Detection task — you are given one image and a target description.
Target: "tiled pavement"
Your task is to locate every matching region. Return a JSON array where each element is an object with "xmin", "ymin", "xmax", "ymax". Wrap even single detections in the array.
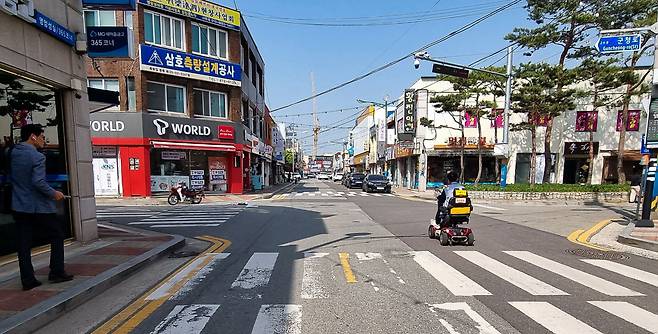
[{"xmin": 0, "ymin": 225, "xmax": 182, "ymax": 329}]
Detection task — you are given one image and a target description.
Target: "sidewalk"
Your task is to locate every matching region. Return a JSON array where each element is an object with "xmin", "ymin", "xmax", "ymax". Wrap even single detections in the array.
[
  {"xmin": 0, "ymin": 224, "xmax": 184, "ymax": 334},
  {"xmin": 96, "ymin": 182, "xmax": 297, "ymax": 206},
  {"xmin": 618, "ymin": 222, "xmax": 658, "ymax": 252}
]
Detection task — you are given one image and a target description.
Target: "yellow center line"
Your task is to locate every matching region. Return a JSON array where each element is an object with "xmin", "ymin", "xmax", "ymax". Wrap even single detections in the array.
[
  {"xmin": 92, "ymin": 235, "xmax": 230, "ymax": 334},
  {"xmin": 339, "ymin": 252, "xmax": 357, "ymax": 283}
]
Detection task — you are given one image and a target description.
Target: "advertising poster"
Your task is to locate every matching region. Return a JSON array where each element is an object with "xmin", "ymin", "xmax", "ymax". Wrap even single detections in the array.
[
  {"xmin": 150, "ymin": 175, "xmax": 190, "ymax": 193},
  {"xmin": 208, "ymin": 157, "xmax": 228, "ymax": 192},
  {"xmin": 575, "ymin": 111, "xmax": 598, "ymax": 132},
  {"xmin": 92, "ymin": 158, "xmax": 119, "ymax": 196},
  {"xmin": 616, "ymin": 110, "xmax": 641, "ymax": 131}
]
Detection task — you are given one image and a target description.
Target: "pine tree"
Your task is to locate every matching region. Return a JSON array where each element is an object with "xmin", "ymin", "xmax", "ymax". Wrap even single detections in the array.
[{"xmin": 507, "ymin": 0, "xmax": 604, "ymax": 183}]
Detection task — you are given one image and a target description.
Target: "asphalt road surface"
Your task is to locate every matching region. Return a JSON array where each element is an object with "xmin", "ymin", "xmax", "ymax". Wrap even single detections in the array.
[{"xmin": 96, "ymin": 179, "xmax": 658, "ymax": 334}]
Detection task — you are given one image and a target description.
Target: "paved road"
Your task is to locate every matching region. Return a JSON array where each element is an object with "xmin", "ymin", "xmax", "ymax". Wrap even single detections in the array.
[{"xmin": 96, "ymin": 179, "xmax": 658, "ymax": 334}]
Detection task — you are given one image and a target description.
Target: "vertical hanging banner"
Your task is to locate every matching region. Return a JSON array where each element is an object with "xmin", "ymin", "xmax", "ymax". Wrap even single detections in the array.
[{"xmin": 403, "ymin": 89, "xmax": 416, "ymax": 134}]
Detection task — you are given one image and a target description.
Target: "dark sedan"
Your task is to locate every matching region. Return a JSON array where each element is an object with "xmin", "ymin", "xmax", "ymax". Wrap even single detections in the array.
[
  {"xmin": 347, "ymin": 173, "xmax": 365, "ymax": 188},
  {"xmin": 362, "ymin": 174, "xmax": 391, "ymax": 193}
]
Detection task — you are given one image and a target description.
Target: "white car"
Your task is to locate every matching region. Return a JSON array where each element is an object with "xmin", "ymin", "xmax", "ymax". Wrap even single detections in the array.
[
  {"xmin": 317, "ymin": 173, "xmax": 330, "ymax": 180},
  {"xmin": 332, "ymin": 173, "xmax": 343, "ymax": 182}
]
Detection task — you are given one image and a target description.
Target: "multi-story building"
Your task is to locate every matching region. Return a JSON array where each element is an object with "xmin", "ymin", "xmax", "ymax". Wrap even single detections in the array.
[
  {"xmin": 0, "ymin": 0, "xmax": 97, "ymax": 255},
  {"xmin": 381, "ymin": 75, "xmax": 649, "ymax": 190},
  {"xmin": 85, "ymin": 0, "xmax": 268, "ymax": 196}
]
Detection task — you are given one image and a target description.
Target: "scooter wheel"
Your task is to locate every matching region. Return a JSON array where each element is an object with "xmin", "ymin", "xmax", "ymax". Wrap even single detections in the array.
[
  {"xmin": 439, "ymin": 231, "xmax": 449, "ymax": 246},
  {"xmin": 191, "ymin": 197, "xmax": 202, "ymax": 204},
  {"xmin": 167, "ymin": 194, "xmax": 179, "ymax": 206},
  {"xmin": 467, "ymin": 233, "xmax": 475, "ymax": 246},
  {"xmin": 428, "ymin": 226, "xmax": 436, "ymax": 239}
]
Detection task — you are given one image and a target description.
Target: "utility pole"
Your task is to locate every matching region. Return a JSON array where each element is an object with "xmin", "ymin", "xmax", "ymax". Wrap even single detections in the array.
[
  {"xmin": 501, "ymin": 45, "xmax": 514, "ymax": 188},
  {"xmin": 311, "ymin": 72, "xmax": 320, "ymax": 161}
]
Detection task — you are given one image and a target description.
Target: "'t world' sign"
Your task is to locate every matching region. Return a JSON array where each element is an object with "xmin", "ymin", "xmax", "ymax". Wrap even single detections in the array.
[{"xmin": 597, "ymin": 35, "xmax": 642, "ymax": 53}]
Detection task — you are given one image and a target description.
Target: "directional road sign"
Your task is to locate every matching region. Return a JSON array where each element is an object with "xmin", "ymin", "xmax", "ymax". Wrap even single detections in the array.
[{"xmin": 597, "ymin": 35, "xmax": 642, "ymax": 53}]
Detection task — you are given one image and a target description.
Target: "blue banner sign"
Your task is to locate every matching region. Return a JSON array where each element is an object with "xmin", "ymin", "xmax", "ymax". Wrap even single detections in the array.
[
  {"xmin": 33, "ymin": 11, "xmax": 75, "ymax": 46},
  {"xmin": 139, "ymin": 44, "xmax": 241, "ymax": 86},
  {"xmin": 87, "ymin": 27, "xmax": 130, "ymax": 58},
  {"xmin": 82, "ymin": 0, "xmax": 136, "ymax": 10},
  {"xmin": 597, "ymin": 35, "xmax": 642, "ymax": 53}
]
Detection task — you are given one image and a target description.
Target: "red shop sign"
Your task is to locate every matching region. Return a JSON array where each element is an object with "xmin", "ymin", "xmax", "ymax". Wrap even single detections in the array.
[{"xmin": 218, "ymin": 125, "xmax": 235, "ymax": 139}]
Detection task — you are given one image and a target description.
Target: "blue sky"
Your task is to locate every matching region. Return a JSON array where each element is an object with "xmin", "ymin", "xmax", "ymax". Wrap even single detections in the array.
[{"xmin": 222, "ymin": 1, "xmax": 561, "ymax": 153}]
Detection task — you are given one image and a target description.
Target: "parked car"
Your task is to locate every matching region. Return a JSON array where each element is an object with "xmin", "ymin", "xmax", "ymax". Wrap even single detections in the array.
[
  {"xmin": 347, "ymin": 173, "xmax": 365, "ymax": 188},
  {"xmin": 308, "ymin": 173, "xmax": 316, "ymax": 178},
  {"xmin": 332, "ymin": 173, "xmax": 343, "ymax": 182},
  {"xmin": 292, "ymin": 173, "xmax": 301, "ymax": 180},
  {"xmin": 362, "ymin": 174, "xmax": 392, "ymax": 193},
  {"xmin": 317, "ymin": 173, "xmax": 330, "ymax": 180}
]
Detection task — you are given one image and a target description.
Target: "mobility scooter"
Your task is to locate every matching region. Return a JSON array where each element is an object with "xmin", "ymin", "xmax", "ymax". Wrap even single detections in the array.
[{"xmin": 428, "ymin": 188, "xmax": 474, "ymax": 246}]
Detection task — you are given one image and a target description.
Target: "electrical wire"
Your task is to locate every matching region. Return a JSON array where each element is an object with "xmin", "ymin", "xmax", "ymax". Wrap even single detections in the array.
[{"xmin": 270, "ymin": 0, "xmax": 522, "ymax": 113}]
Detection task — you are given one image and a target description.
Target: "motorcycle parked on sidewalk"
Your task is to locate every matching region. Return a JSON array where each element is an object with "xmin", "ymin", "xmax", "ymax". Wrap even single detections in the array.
[{"xmin": 168, "ymin": 185, "xmax": 204, "ymax": 205}]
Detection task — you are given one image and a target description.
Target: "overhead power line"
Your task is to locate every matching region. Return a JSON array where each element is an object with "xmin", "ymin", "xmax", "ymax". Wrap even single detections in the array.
[{"xmin": 270, "ymin": 0, "xmax": 522, "ymax": 113}]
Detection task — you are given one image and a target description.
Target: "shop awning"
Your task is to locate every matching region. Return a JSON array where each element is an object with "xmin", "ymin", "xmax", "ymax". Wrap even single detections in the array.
[{"xmin": 151, "ymin": 141, "xmax": 236, "ymax": 152}]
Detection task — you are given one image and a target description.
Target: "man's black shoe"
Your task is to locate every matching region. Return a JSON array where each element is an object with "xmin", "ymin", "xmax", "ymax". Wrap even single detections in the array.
[
  {"xmin": 48, "ymin": 273, "xmax": 74, "ymax": 283},
  {"xmin": 22, "ymin": 280, "xmax": 42, "ymax": 291}
]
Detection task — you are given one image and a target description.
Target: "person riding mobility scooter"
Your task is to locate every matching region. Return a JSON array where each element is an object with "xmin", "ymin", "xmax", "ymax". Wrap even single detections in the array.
[{"xmin": 428, "ymin": 171, "xmax": 474, "ymax": 246}]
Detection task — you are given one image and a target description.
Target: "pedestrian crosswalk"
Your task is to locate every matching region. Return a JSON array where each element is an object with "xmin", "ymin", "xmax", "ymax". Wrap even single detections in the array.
[
  {"xmin": 271, "ymin": 191, "xmax": 396, "ymax": 200},
  {"xmin": 96, "ymin": 207, "xmax": 159, "ymax": 220},
  {"xmin": 145, "ymin": 249, "xmax": 658, "ymax": 334},
  {"xmin": 106, "ymin": 205, "xmax": 246, "ymax": 229}
]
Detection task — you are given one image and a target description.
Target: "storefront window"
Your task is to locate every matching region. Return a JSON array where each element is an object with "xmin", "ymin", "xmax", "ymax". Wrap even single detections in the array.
[
  {"xmin": 150, "ymin": 149, "xmax": 229, "ymax": 193},
  {"xmin": 0, "ymin": 70, "xmax": 71, "ymax": 256}
]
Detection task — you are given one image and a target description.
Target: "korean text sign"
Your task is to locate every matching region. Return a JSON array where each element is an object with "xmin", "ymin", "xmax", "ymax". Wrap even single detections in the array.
[
  {"xmin": 33, "ymin": 11, "xmax": 75, "ymax": 46},
  {"xmin": 403, "ymin": 89, "xmax": 416, "ymax": 134},
  {"xmin": 616, "ymin": 110, "xmax": 640, "ymax": 132},
  {"xmin": 139, "ymin": 44, "xmax": 241, "ymax": 86},
  {"xmin": 138, "ymin": 0, "xmax": 240, "ymax": 30},
  {"xmin": 87, "ymin": 27, "xmax": 130, "ymax": 58}
]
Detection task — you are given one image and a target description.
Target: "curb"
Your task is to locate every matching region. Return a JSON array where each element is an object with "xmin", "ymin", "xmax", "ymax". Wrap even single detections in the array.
[
  {"xmin": 618, "ymin": 222, "xmax": 658, "ymax": 252},
  {"xmin": 0, "ymin": 228, "xmax": 185, "ymax": 334},
  {"xmin": 260, "ymin": 183, "xmax": 297, "ymax": 200}
]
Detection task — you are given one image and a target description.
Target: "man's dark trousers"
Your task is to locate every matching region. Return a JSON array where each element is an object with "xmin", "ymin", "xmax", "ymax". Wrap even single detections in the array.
[{"xmin": 13, "ymin": 212, "xmax": 64, "ymax": 286}]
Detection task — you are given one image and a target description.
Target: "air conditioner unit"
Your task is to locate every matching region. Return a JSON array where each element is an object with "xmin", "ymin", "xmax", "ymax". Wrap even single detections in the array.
[{"xmin": 1, "ymin": 0, "xmax": 18, "ymax": 16}]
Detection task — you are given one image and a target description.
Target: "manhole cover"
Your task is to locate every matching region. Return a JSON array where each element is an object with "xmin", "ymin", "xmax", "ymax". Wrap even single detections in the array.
[{"xmin": 565, "ymin": 248, "xmax": 629, "ymax": 260}]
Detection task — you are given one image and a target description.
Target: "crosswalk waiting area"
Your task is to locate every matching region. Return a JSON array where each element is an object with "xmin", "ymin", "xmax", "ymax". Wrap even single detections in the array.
[
  {"xmin": 271, "ymin": 191, "xmax": 396, "ymax": 200},
  {"xmin": 97, "ymin": 206, "xmax": 245, "ymax": 228},
  {"xmin": 148, "ymin": 250, "xmax": 658, "ymax": 334}
]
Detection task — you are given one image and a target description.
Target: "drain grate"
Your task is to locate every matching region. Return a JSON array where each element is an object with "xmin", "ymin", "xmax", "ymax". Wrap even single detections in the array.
[{"xmin": 565, "ymin": 248, "xmax": 629, "ymax": 260}]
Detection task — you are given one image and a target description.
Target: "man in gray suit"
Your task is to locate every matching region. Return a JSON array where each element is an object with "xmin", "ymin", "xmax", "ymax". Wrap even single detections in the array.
[{"xmin": 10, "ymin": 124, "xmax": 71, "ymax": 291}]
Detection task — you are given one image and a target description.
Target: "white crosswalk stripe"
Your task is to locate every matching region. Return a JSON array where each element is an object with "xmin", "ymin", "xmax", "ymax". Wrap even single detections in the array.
[
  {"xmin": 509, "ymin": 301, "xmax": 603, "ymax": 334},
  {"xmin": 412, "ymin": 251, "xmax": 491, "ymax": 296},
  {"xmin": 123, "ymin": 206, "xmax": 243, "ymax": 228},
  {"xmin": 251, "ymin": 304, "xmax": 302, "ymax": 334},
  {"xmin": 504, "ymin": 251, "xmax": 643, "ymax": 296},
  {"xmin": 588, "ymin": 301, "xmax": 658, "ymax": 333},
  {"xmin": 581, "ymin": 259, "xmax": 658, "ymax": 288},
  {"xmin": 301, "ymin": 252, "xmax": 329, "ymax": 299},
  {"xmin": 151, "ymin": 304, "xmax": 220, "ymax": 334},
  {"xmin": 232, "ymin": 252, "xmax": 279, "ymax": 289},
  {"xmin": 455, "ymin": 251, "xmax": 568, "ymax": 296}
]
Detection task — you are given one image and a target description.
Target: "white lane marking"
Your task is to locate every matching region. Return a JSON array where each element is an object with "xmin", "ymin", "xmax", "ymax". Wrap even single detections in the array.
[
  {"xmin": 412, "ymin": 251, "xmax": 491, "ymax": 296},
  {"xmin": 326, "ymin": 191, "xmax": 334, "ymax": 195},
  {"xmin": 381, "ymin": 258, "xmax": 406, "ymax": 284},
  {"xmin": 372, "ymin": 193, "xmax": 382, "ymax": 197},
  {"xmin": 321, "ymin": 193, "xmax": 328, "ymax": 197},
  {"xmin": 147, "ymin": 253, "xmax": 230, "ymax": 300},
  {"xmin": 251, "ymin": 304, "xmax": 302, "ymax": 334},
  {"xmin": 308, "ymin": 193, "xmax": 316, "ymax": 197},
  {"xmin": 301, "ymin": 252, "xmax": 329, "ymax": 299},
  {"xmin": 428, "ymin": 302, "xmax": 501, "ymax": 334},
  {"xmin": 582, "ymin": 259, "xmax": 658, "ymax": 288},
  {"xmin": 588, "ymin": 301, "xmax": 658, "ymax": 333},
  {"xmin": 231, "ymin": 253, "xmax": 279, "ymax": 289},
  {"xmin": 472, "ymin": 203, "xmax": 507, "ymax": 211},
  {"xmin": 369, "ymin": 281, "xmax": 380, "ymax": 292},
  {"xmin": 355, "ymin": 252, "xmax": 382, "ymax": 261},
  {"xmin": 359, "ymin": 193, "xmax": 369, "ymax": 197},
  {"xmin": 504, "ymin": 251, "xmax": 643, "ymax": 296},
  {"xmin": 384, "ymin": 194, "xmax": 395, "ymax": 197},
  {"xmin": 130, "ymin": 219, "xmax": 228, "ymax": 225},
  {"xmin": 336, "ymin": 192, "xmax": 345, "ymax": 195},
  {"xmin": 509, "ymin": 301, "xmax": 603, "ymax": 334},
  {"xmin": 172, "ymin": 253, "xmax": 230, "ymax": 300},
  {"xmin": 151, "ymin": 224, "xmax": 221, "ymax": 228},
  {"xmin": 295, "ymin": 192, "xmax": 304, "ymax": 197},
  {"xmin": 151, "ymin": 304, "xmax": 219, "ymax": 334},
  {"xmin": 455, "ymin": 251, "xmax": 568, "ymax": 296},
  {"xmin": 439, "ymin": 319, "xmax": 459, "ymax": 334}
]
